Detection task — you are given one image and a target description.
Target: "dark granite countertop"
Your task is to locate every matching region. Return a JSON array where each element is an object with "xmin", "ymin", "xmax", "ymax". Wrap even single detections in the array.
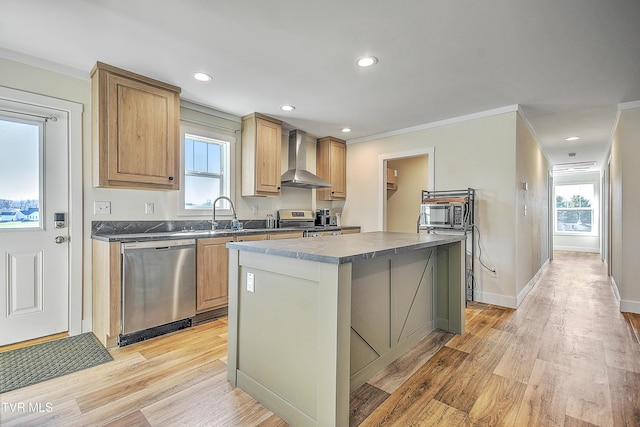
[
  {"xmin": 226, "ymin": 231, "xmax": 465, "ymax": 264},
  {"xmin": 91, "ymin": 225, "xmax": 361, "ymax": 243}
]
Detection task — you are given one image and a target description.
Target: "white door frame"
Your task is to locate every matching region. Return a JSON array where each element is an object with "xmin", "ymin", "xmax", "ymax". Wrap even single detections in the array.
[
  {"xmin": 0, "ymin": 86, "xmax": 83, "ymax": 337},
  {"xmin": 378, "ymin": 147, "xmax": 435, "ymax": 231}
]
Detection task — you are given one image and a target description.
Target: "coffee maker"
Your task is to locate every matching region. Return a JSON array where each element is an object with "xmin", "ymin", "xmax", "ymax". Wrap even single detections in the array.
[{"xmin": 315, "ymin": 208, "xmax": 330, "ymax": 226}]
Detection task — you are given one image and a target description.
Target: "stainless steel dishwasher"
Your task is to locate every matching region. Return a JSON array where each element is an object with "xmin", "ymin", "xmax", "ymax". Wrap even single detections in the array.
[{"xmin": 120, "ymin": 239, "xmax": 196, "ymax": 346}]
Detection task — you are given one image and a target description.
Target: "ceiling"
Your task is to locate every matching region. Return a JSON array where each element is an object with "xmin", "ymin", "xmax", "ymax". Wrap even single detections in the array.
[{"xmin": 2, "ymin": 0, "xmax": 639, "ymax": 173}]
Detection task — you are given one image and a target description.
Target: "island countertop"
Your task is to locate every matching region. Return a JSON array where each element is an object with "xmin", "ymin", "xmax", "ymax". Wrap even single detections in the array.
[{"xmin": 226, "ymin": 231, "xmax": 465, "ymax": 264}]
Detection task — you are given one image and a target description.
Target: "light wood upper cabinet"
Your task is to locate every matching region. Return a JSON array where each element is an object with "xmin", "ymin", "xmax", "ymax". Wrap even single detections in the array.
[
  {"xmin": 316, "ymin": 137, "xmax": 347, "ymax": 200},
  {"xmin": 91, "ymin": 62, "xmax": 181, "ymax": 190},
  {"xmin": 241, "ymin": 113, "xmax": 282, "ymax": 197}
]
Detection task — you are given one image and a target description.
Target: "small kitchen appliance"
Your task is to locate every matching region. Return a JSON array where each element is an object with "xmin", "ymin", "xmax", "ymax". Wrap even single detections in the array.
[
  {"xmin": 277, "ymin": 209, "xmax": 341, "ymax": 237},
  {"xmin": 419, "ymin": 201, "xmax": 467, "ymax": 230},
  {"xmin": 315, "ymin": 208, "xmax": 331, "ymax": 226}
]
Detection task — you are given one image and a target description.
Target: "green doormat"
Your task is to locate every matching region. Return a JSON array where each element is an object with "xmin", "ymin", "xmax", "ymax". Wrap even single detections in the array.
[{"xmin": 0, "ymin": 333, "xmax": 113, "ymax": 393}]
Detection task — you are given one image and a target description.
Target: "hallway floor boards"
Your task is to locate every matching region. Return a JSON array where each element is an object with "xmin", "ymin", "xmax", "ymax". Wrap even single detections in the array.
[
  {"xmin": 359, "ymin": 251, "xmax": 640, "ymax": 426},
  {"xmin": 1, "ymin": 252, "xmax": 638, "ymax": 426}
]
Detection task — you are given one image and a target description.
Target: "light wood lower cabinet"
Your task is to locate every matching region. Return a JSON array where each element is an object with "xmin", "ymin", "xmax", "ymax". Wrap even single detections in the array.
[
  {"xmin": 269, "ymin": 231, "xmax": 304, "ymax": 240},
  {"xmin": 92, "ymin": 239, "xmax": 121, "ymax": 348},
  {"xmin": 196, "ymin": 233, "xmax": 268, "ymax": 313},
  {"xmin": 196, "ymin": 236, "xmax": 234, "ymax": 313},
  {"xmin": 341, "ymin": 228, "xmax": 361, "ymax": 235}
]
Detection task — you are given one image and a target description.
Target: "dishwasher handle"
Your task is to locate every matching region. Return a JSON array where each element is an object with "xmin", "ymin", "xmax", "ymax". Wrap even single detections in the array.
[{"xmin": 121, "ymin": 239, "xmax": 196, "ymax": 252}]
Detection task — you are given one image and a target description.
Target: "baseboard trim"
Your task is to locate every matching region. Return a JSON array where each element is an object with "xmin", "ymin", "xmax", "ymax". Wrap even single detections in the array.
[
  {"xmin": 620, "ymin": 299, "xmax": 640, "ymax": 314},
  {"xmin": 516, "ymin": 260, "xmax": 550, "ymax": 307},
  {"xmin": 611, "ymin": 277, "xmax": 621, "ymax": 309},
  {"xmin": 553, "ymin": 246, "xmax": 600, "ymax": 253},
  {"xmin": 611, "ymin": 276, "xmax": 640, "ymax": 314},
  {"xmin": 473, "ymin": 291, "xmax": 516, "ymax": 309}
]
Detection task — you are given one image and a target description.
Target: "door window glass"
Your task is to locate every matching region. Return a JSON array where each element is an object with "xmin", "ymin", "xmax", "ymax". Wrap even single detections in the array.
[{"xmin": 0, "ymin": 117, "xmax": 42, "ymax": 229}]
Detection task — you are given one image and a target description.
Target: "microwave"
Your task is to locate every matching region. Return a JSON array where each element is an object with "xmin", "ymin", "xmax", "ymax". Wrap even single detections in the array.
[{"xmin": 419, "ymin": 202, "xmax": 467, "ymax": 229}]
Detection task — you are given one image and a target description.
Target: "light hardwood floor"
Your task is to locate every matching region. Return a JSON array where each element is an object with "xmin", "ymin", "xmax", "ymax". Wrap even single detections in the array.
[{"xmin": 1, "ymin": 251, "xmax": 639, "ymax": 426}]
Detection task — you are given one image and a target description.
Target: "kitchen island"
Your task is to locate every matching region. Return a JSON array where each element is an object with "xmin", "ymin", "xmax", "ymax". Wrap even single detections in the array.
[{"xmin": 226, "ymin": 231, "xmax": 466, "ymax": 427}]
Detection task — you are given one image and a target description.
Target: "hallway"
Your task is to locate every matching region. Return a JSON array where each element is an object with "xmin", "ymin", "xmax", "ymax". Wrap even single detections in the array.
[{"xmin": 359, "ymin": 251, "xmax": 640, "ymax": 426}]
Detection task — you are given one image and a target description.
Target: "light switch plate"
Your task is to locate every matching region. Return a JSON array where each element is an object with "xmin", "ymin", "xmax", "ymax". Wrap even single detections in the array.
[{"xmin": 247, "ymin": 272, "xmax": 255, "ymax": 293}]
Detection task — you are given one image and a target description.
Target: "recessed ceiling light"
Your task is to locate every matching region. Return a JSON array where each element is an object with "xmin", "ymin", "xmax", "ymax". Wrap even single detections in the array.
[
  {"xmin": 193, "ymin": 72, "xmax": 212, "ymax": 82},
  {"xmin": 280, "ymin": 105, "xmax": 296, "ymax": 111},
  {"xmin": 565, "ymin": 136, "xmax": 580, "ymax": 141},
  {"xmin": 341, "ymin": 128, "xmax": 352, "ymax": 133},
  {"xmin": 356, "ymin": 56, "xmax": 378, "ymax": 67}
]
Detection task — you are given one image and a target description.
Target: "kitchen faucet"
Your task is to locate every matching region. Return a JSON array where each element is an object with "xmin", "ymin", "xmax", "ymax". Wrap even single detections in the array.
[{"xmin": 211, "ymin": 196, "xmax": 237, "ymax": 230}]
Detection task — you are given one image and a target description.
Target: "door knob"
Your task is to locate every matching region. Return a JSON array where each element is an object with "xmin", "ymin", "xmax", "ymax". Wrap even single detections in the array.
[{"xmin": 54, "ymin": 236, "xmax": 66, "ymax": 244}]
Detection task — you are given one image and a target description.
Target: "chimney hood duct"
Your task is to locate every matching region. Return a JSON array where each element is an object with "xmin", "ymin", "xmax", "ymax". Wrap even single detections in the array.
[{"xmin": 281, "ymin": 130, "xmax": 332, "ymax": 189}]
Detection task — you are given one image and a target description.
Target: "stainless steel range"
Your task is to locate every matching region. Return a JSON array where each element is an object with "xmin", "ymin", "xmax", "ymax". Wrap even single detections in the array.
[{"xmin": 277, "ymin": 209, "xmax": 342, "ymax": 237}]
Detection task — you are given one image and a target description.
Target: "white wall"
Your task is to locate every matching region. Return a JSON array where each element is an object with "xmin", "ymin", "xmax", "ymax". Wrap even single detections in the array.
[
  {"xmin": 515, "ymin": 115, "xmax": 551, "ymax": 304},
  {"xmin": 610, "ymin": 103, "xmax": 640, "ymax": 313},
  {"xmin": 344, "ymin": 111, "xmax": 523, "ymax": 307},
  {"xmin": 552, "ymin": 172, "xmax": 601, "ymax": 253}
]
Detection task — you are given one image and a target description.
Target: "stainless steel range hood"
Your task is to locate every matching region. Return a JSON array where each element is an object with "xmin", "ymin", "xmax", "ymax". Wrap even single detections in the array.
[{"xmin": 281, "ymin": 130, "xmax": 332, "ymax": 189}]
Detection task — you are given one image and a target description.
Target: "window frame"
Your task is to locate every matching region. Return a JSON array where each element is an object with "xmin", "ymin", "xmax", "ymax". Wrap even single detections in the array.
[
  {"xmin": 553, "ymin": 181, "xmax": 598, "ymax": 236},
  {"xmin": 178, "ymin": 121, "xmax": 235, "ymax": 217}
]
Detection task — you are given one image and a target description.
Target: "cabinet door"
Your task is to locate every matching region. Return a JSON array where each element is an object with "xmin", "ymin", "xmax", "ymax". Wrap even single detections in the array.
[
  {"xmin": 269, "ymin": 231, "xmax": 304, "ymax": 240},
  {"xmin": 255, "ymin": 118, "xmax": 282, "ymax": 194},
  {"xmin": 106, "ymin": 74, "xmax": 178, "ymax": 187},
  {"xmin": 316, "ymin": 137, "xmax": 347, "ymax": 200},
  {"xmin": 340, "ymin": 228, "xmax": 360, "ymax": 235},
  {"xmin": 196, "ymin": 237, "xmax": 233, "ymax": 312},
  {"xmin": 235, "ymin": 233, "xmax": 268, "ymax": 242},
  {"xmin": 92, "ymin": 62, "xmax": 180, "ymax": 190},
  {"xmin": 241, "ymin": 113, "xmax": 282, "ymax": 197},
  {"xmin": 329, "ymin": 140, "xmax": 347, "ymax": 199}
]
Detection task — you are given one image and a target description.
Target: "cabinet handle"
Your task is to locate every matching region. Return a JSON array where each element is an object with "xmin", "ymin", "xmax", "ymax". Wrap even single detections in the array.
[{"xmin": 168, "ymin": 176, "xmax": 174, "ymax": 181}]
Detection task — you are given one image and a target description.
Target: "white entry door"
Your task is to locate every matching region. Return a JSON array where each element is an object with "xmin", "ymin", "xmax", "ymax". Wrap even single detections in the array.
[{"xmin": 0, "ymin": 98, "xmax": 70, "ymax": 346}]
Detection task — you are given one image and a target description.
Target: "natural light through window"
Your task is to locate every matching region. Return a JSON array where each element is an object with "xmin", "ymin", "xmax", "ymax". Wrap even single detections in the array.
[
  {"xmin": 555, "ymin": 183, "xmax": 595, "ymax": 233},
  {"xmin": 0, "ymin": 117, "xmax": 41, "ymax": 229},
  {"xmin": 183, "ymin": 133, "xmax": 230, "ymax": 210}
]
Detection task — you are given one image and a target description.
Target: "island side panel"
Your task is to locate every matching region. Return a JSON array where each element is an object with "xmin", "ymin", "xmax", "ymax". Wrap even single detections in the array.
[
  {"xmin": 349, "ymin": 248, "xmax": 436, "ymax": 391},
  {"xmin": 435, "ymin": 240, "xmax": 465, "ymax": 334},
  {"xmin": 227, "ymin": 248, "xmax": 240, "ymax": 385},
  {"xmin": 227, "ymin": 250, "xmax": 351, "ymax": 427}
]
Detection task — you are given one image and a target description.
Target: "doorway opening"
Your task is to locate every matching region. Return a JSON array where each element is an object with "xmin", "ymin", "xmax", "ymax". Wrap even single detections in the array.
[{"xmin": 379, "ymin": 148, "xmax": 434, "ymax": 232}]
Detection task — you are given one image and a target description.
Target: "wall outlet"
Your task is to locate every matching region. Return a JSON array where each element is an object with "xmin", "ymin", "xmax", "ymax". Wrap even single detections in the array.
[
  {"xmin": 491, "ymin": 269, "xmax": 498, "ymax": 278},
  {"xmin": 94, "ymin": 201, "xmax": 111, "ymax": 215},
  {"xmin": 145, "ymin": 202, "xmax": 154, "ymax": 214},
  {"xmin": 247, "ymin": 272, "xmax": 255, "ymax": 293},
  {"xmin": 252, "ymin": 205, "xmax": 258, "ymax": 214}
]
